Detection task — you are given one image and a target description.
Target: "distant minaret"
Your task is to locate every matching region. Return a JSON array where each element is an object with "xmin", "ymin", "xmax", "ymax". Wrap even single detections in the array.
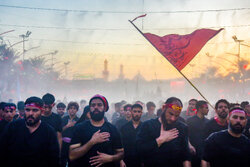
[
  {"xmin": 102, "ymin": 59, "xmax": 109, "ymax": 81},
  {"xmin": 118, "ymin": 64, "xmax": 124, "ymax": 80}
]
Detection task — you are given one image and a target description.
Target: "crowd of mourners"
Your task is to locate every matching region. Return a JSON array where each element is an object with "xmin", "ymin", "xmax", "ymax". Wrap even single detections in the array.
[{"xmin": 0, "ymin": 93, "xmax": 249, "ymax": 167}]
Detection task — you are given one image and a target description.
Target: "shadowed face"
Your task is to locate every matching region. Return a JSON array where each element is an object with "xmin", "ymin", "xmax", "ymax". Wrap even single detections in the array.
[
  {"xmin": 24, "ymin": 106, "xmax": 41, "ymax": 126},
  {"xmin": 131, "ymin": 107, "xmax": 142, "ymax": 122},
  {"xmin": 216, "ymin": 102, "xmax": 229, "ymax": 119},
  {"xmin": 90, "ymin": 98, "xmax": 105, "ymax": 121},
  {"xmin": 228, "ymin": 111, "xmax": 247, "ymax": 134},
  {"xmin": 162, "ymin": 100, "xmax": 182, "ymax": 126}
]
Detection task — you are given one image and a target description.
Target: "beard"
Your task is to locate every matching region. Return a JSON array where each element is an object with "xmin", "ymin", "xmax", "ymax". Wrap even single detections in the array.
[
  {"xmin": 229, "ymin": 122, "xmax": 245, "ymax": 134},
  {"xmin": 90, "ymin": 109, "xmax": 105, "ymax": 121},
  {"xmin": 161, "ymin": 111, "xmax": 176, "ymax": 130},
  {"xmin": 25, "ymin": 115, "xmax": 41, "ymax": 126},
  {"xmin": 132, "ymin": 115, "xmax": 140, "ymax": 122},
  {"xmin": 218, "ymin": 110, "xmax": 228, "ymax": 119}
]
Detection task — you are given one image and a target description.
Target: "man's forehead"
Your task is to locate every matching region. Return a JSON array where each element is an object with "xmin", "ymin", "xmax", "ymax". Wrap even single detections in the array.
[
  {"xmin": 230, "ymin": 112, "xmax": 246, "ymax": 118},
  {"xmin": 218, "ymin": 102, "xmax": 227, "ymax": 106}
]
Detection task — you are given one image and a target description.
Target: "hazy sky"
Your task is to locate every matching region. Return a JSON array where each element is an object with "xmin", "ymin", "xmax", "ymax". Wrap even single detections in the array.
[{"xmin": 0, "ymin": 0, "xmax": 250, "ymax": 80}]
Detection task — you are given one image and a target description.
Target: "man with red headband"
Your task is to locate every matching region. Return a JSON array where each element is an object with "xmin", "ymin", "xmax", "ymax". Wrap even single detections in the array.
[
  {"xmin": 0, "ymin": 103, "xmax": 16, "ymax": 138},
  {"xmin": 69, "ymin": 94, "xmax": 124, "ymax": 167},
  {"xmin": 0, "ymin": 96, "xmax": 60, "ymax": 167},
  {"xmin": 204, "ymin": 99, "xmax": 230, "ymax": 139},
  {"xmin": 202, "ymin": 107, "xmax": 250, "ymax": 167},
  {"xmin": 180, "ymin": 99, "xmax": 198, "ymax": 120},
  {"xmin": 136, "ymin": 97, "xmax": 191, "ymax": 167}
]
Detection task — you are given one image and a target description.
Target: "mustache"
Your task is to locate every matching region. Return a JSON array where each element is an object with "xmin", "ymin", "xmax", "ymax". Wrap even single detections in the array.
[{"xmin": 27, "ymin": 116, "xmax": 35, "ymax": 119}]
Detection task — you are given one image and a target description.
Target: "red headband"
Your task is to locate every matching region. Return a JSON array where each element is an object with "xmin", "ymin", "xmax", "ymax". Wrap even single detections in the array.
[
  {"xmin": 5, "ymin": 106, "xmax": 16, "ymax": 110},
  {"xmin": 229, "ymin": 109, "xmax": 246, "ymax": 117},
  {"xmin": 25, "ymin": 103, "xmax": 43, "ymax": 110}
]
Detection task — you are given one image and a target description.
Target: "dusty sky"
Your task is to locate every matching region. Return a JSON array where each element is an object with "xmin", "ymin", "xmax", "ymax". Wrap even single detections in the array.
[{"xmin": 0, "ymin": 0, "xmax": 249, "ymax": 80}]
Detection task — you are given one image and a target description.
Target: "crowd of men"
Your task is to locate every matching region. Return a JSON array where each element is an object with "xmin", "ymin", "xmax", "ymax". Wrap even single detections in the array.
[{"xmin": 0, "ymin": 93, "xmax": 249, "ymax": 167}]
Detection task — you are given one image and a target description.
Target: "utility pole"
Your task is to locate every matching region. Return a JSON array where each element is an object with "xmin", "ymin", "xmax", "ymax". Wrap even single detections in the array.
[{"xmin": 19, "ymin": 31, "xmax": 31, "ymax": 61}]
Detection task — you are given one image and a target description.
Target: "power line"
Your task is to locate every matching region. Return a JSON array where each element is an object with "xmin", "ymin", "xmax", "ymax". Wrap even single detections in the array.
[
  {"xmin": 0, "ymin": 4, "xmax": 249, "ymax": 14},
  {"xmin": 0, "ymin": 23, "xmax": 250, "ymax": 32}
]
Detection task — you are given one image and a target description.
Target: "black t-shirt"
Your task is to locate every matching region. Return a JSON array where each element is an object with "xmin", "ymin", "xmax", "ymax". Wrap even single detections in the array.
[
  {"xmin": 136, "ymin": 118, "xmax": 190, "ymax": 167},
  {"xmin": 187, "ymin": 115, "xmax": 209, "ymax": 157},
  {"xmin": 120, "ymin": 121, "xmax": 142, "ymax": 167},
  {"xmin": 70, "ymin": 120, "xmax": 123, "ymax": 167},
  {"xmin": 115, "ymin": 118, "xmax": 129, "ymax": 131},
  {"xmin": 61, "ymin": 115, "xmax": 79, "ymax": 138},
  {"xmin": 204, "ymin": 118, "xmax": 227, "ymax": 139},
  {"xmin": 0, "ymin": 119, "xmax": 60, "ymax": 167},
  {"xmin": 243, "ymin": 118, "xmax": 250, "ymax": 139},
  {"xmin": 0, "ymin": 120, "xmax": 9, "ymax": 139},
  {"xmin": 203, "ymin": 130, "xmax": 250, "ymax": 167},
  {"xmin": 42, "ymin": 112, "xmax": 62, "ymax": 132}
]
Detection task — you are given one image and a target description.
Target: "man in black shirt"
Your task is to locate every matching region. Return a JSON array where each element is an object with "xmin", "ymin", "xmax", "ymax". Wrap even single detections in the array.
[
  {"xmin": 141, "ymin": 101, "xmax": 157, "ymax": 122},
  {"xmin": 115, "ymin": 104, "xmax": 132, "ymax": 131},
  {"xmin": 202, "ymin": 107, "xmax": 250, "ymax": 167},
  {"xmin": 204, "ymin": 99, "xmax": 230, "ymax": 139},
  {"xmin": 187, "ymin": 100, "xmax": 209, "ymax": 167},
  {"xmin": 0, "ymin": 103, "xmax": 16, "ymax": 138},
  {"xmin": 69, "ymin": 94, "xmax": 124, "ymax": 167},
  {"xmin": 61, "ymin": 102, "xmax": 79, "ymax": 167},
  {"xmin": 57, "ymin": 102, "xmax": 66, "ymax": 118},
  {"xmin": 120, "ymin": 103, "xmax": 143, "ymax": 167},
  {"xmin": 136, "ymin": 97, "xmax": 191, "ymax": 167},
  {"xmin": 41, "ymin": 93, "xmax": 62, "ymax": 149},
  {"xmin": 0, "ymin": 96, "xmax": 60, "ymax": 167}
]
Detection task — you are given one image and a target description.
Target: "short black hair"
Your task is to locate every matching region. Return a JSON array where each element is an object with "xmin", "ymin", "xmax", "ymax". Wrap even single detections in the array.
[
  {"xmin": 0, "ymin": 102, "xmax": 6, "ymax": 110},
  {"xmin": 215, "ymin": 99, "xmax": 229, "ymax": 110},
  {"xmin": 165, "ymin": 97, "xmax": 183, "ymax": 107},
  {"xmin": 131, "ymin": 104, "xmax": 143, "ymax": 110},
  {"xmin": 146, "ymin": 101, "xmax": 156, "ymax": 109},
  {"xmin": 124, "ymin": 104, "xmax": 132, "ymax": 111},
  {"xmin": 57, "ymin": 102, "xmax": 66, "ymax": 109},
  {"xmin": 42, "ymin": 93, "xmax": 55, "ymax": 105},
  {"xmin": 189, "ymin": 99, "xmax": 198, "ymax": 103},
  {"xmin": 25, "ymin": 96, "xmax": 44, "ymax": 108},
  {"xmin": 67, "ymin": 102, "xmax": 79, "ymax": 111},
  {"xmin": 4, "ymin": 103, "xmax": 17, "ymax": 109},
  {"xmin": 240, "ymin": 101, "xmax": 249, "ymax": 109},
  {"xmin": 196, "ymin": 100, "xmax": 207, "ymax": 110}
]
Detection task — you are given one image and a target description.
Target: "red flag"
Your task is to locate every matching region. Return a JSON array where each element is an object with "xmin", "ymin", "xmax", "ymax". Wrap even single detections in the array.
[
  {"xmin": 144, "ymin": 28, "xmax": 223, "ymax": 71},
  {"xmin": 132, "ymin": 14, "xmax": 147, "ymax": 22}
]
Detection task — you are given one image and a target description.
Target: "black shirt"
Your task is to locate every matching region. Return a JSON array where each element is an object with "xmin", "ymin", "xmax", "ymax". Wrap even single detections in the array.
[
  {"xmin": 204, "ymin": 118, "xmax": 227, "ymax": 139},
  {"xmin": 120, "ymin": 121, "xmax": 142, "ymax": 167},
  {"xmin": 203, "ymin": 130, "xmax": 250, "ymax": 167},
  {"xmin": 42, "ymin": 112, "xmax": 62, "ymax": 132},
  {"xmin": 70, "ymin": 120, "xmax": 123, "ymax": 167},
  {"xmin": 0, "ymin": 120, "xmax": 9, "ymax": 139},
  {"xmin": 115, "ymin": 118, "xmax": 129, "ymax": 131},
  {"xmin": 136, "ymin": 118, "xmax": 190, "ymax": 167},
  {"xmin": 0, "ymin": 119, "xmax": 59, "ymax": 167},
  {"xmin": 187, "ymin": 115, "xmax": 209, "ymax": 157},
  {"xmin": 61, "ymin": 115, "xmax": 79, "ymax": 138}
]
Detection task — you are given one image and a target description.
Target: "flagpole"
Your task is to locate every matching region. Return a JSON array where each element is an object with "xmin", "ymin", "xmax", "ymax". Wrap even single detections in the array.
[{"xmin": 129, "ymin": 20, "xmax": 215, "ymax": 110}]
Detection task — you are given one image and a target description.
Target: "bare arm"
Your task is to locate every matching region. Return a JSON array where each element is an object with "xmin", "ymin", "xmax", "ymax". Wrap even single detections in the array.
[
  {"xmin": 69, "ymin": 140, "xmax": 94, "ymax": 160},
  {"xmin": 201, "ymin": 160, "xmax": 210, "ymax": 167},
  {"xmin": 89, "ymin": 149, "xmax": 124, "ymax": 167},
  {"xmin": 183, "ymin": 160, "xmax": 191, "ymax": 167},
  {"xmin": 69, "ymin": 130, "xmax": 110, "ymax": 161},
  {"xmin": 57, "ymin": 132, "xmax": 62, "ymax": 150}
]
